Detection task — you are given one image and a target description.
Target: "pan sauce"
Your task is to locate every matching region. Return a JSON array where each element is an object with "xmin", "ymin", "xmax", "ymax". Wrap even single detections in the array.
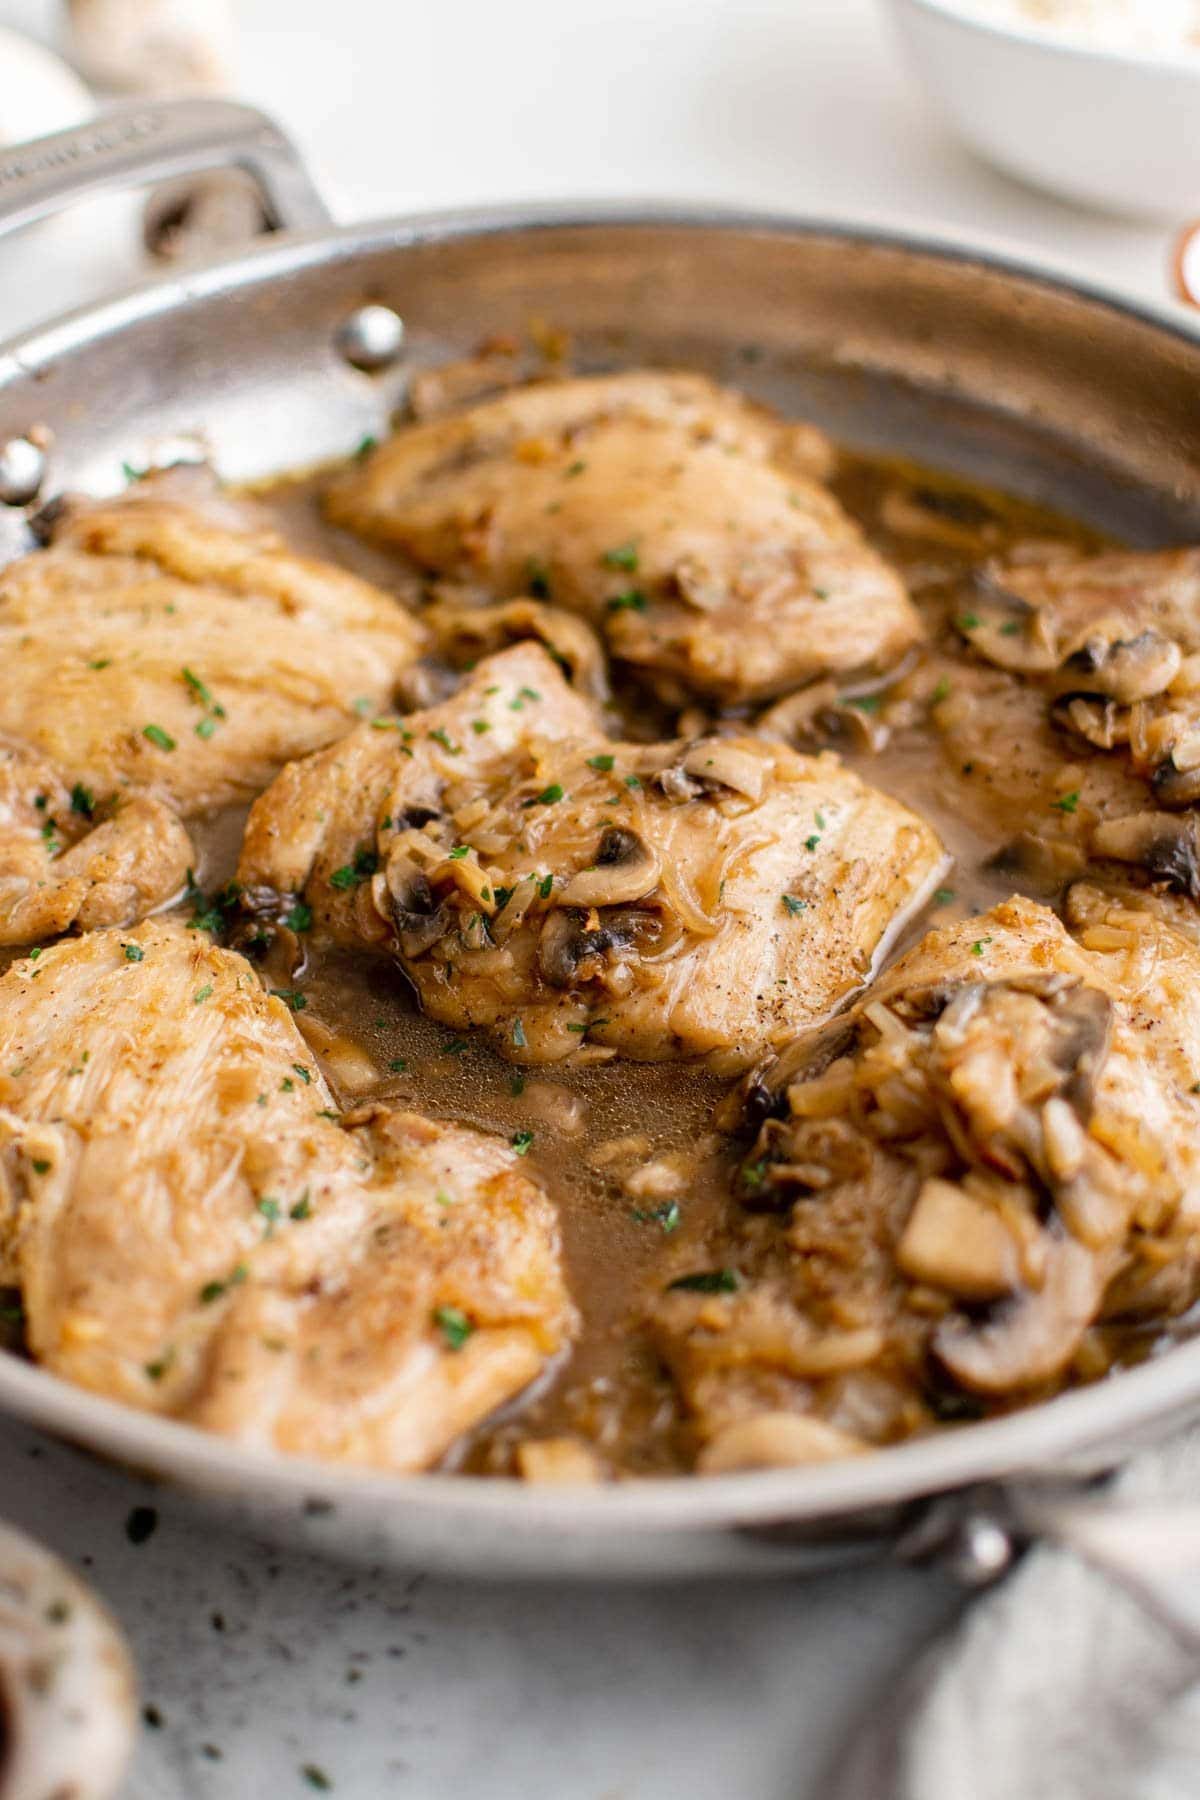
[{"xmin": 181, "ymin": 443, "xmax": 1172, "ymax": 1479}]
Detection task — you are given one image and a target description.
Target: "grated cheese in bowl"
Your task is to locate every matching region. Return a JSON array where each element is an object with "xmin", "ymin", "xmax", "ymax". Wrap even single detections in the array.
[{"xmin": 949, "ymin": 0, "xmax": 1200, "ymax": 58}]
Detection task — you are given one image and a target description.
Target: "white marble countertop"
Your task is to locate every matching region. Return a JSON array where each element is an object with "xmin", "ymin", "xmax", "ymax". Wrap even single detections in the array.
[{"xmin": 0, "ymin": 1, "xmax": 1182, "ymax": 1794}]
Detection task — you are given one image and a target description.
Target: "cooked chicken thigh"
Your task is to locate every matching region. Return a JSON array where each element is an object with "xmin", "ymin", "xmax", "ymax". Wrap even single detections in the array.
[
  {"xmin": 0, "ymin": 744, "xmax": 191, "ymax": 947},
  {"xmin": 326, "ymin": 371, "xmax": 922, "ymax": 705},
  {"xmin": 951, "ymin": 545, "xmax": 1200, "ymax": 896},
  {"xmin": 650, "ymin": 893, "xmax": 1200, "ymax": 1467},
  {"xmin": 0, "ymin": 487, "xmax": 424, "ymax": 944},
  {"xmin": 238, "ymin": 642, "xmax": 945, "ymax": 1069},
  {"xmin": 0, "ymin": 921, "xmax": 575, "ymax": 1470}
]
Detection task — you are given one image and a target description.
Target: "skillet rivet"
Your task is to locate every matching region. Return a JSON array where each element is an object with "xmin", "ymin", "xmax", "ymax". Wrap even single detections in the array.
[
  {"xmin": 944, "ymin": 1515, "xmax": 1015, "ymax": 1587},
  {"xmin": 335, "ymin": 304, "xmax": 406, "ymax": 372},
  {"xmin": 0, "ymin": 437, "xmax": 47, "ymax": 506}
]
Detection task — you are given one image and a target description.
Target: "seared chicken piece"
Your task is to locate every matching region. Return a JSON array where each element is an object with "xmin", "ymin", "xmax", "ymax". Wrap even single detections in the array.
[
  {"xmin": 0, "ymin": 743, "xmax": 191, "ymax": 947},
  {"xmin": 0, "ymin": 921, "xmax": 575, "ymax": 1470},
  {"xmin": 952, "ymin": 544, "xmax": 1200, "ymax": 895},
  {"xmin": 238, "ymin": 643, "xmax": 946, "ymax": 1069},
  {"xmin": 650, "ymin": 894, "xmax": 1200, "ymax": 1467},
  {"xmin": 326, "ymin": 371, "xmax": 922, "ymax": 706},
  {"xmin": 0, "ymin": 487, "xmax": 424, "ymax": 944}
]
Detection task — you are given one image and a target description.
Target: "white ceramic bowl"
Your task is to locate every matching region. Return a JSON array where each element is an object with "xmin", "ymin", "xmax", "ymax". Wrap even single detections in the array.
[{"xmin": 886, "ymin": 0, "xmax": 1200, "ymax": 220}]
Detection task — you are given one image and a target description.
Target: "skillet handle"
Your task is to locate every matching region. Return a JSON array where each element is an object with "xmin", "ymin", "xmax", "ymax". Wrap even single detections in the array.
[{"xmin": 0, "ymin": 97, "xmax": 332, "ymax": 242}]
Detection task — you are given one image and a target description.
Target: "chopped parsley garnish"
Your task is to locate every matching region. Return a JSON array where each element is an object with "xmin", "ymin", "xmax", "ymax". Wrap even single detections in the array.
[
  {"xmin": 301, "ymin": 1766, "xmax": 332, "ymax": 1793},
  {"xmin": 87, "ymin": 657, "xmax": 111, "ymax": 671},
  {"xmin": 199, "ymin": 1264, "xmax": 248, "ymax": 1305},
  {"xmin": 624, "ymin": 774, "xmax": 642, "ymax": 790},
  {"xmin": 271, "ymin": 988, "xmax": 307, "ymax": 1011},
  {"xmin": 741, "ymin": 1159, "xmax": 767, "ymax": 1191},
  {"xmin": 182, "ymin": 666, "xmax": 214, "ymax": 708},
  {"xmin": 70, "ymin": 782, "xmax": 95, "ymax": 818},
  {"xmin": 934, "ymin": 887, "xmax": 956, "ymax": 906},
  {"xmin": 970, "ymin": 937, "xmax": 993, "ymax": 956},
  {"xmin": 601, "ymin": 542, "xmax": 638, "ymax": 571},
  {"xmin": 511, "ymin": 1128, "xmax": 534, "ymax": 1155},
  {"xmin": 257, "ymin": 1197, "xmax": 280, "ymax": 1229},
  {"xmin": 388, "ymin": 1057, "xmax": 407, "ymax": 1073},
  {"xmin": 471, "ymin": 719, "xmax": 490, "ymax": 735},
  {"xmin": 510, "ymin": 1074, "xmax": 526, "ymax": 1098},
  {"xmin": 329, "ymin": 848, "xmax": 379, "ymax": 889},
  {"xmin": 587, "ymin": 753, "xmax": 615, "ymax": 772},
  {"xmin": 538, "ymin": 873, "xmax": 554, "ymax": 899},
  {"xmin": 845, "ymin": 694, "xmax": 882, "ymax": 714},
  {"xmin": 142, "ymin": 724, "xmax": 175, "ymax": 752},
  {"xmin": 526, "ymin": 559, "xmax": 552, "ymax": 600},
  {"xmin": 354, "ymin": 433, "xmax": 378, "ymax": 460},
  {"xmin": 429, "ymin": 727, "xmax": 461, "ymax": 755},
  {"xmin": 606, "ymin": 589, "xmax": 647, "ymax": 613},
  {"xmin": 195, "ymin": 716, "xmax": 218, "ymax": 741},
  {"xmin": 448, "ymin": 845, "xmax": 469, "ymax": 860},
  {"xmin": 512, "ymin": 1018, "xmax": 527, "ymax": 1048},
  {"xmin": 781, "ymin": 894, "xmax": 808, "ymax": 915},
  {"xmin": 443, "ymin": 1039, "xmax": 469, "ymax": 1055},
  {"xmin": 292, "ymin": 1064, "xmax": 311, "ymax": 1084},
  {"xmin": 285, "ymin": 901, "xmax": 313, "ymax": 932},
  {"xmin": 144, "ymin": 1354, "xmax": 172, "ymax": 1383},
  {"xmin": 433, "ymin": 1305, "xmax": 473, "ymax": 1351},
  {"xmin": 1053, "ymin": 790, "xmax": 1081, "ymax": 814},
  {"xmin": 31, "ymin": 1159, "xmax": 50, "ymax": 1175},
  {"xmin": 290, "ymin": 1191, "xmax": 313, "ymax": 1221},
  {"xmin": 667, "ymin": 1269, "xmax": 739, "ymax": 1294},
  {"xmin": 930, "ymin": 677, "xmax": 951, "ymax": 704},
  {"xmin": 565, "ymin": 459, "xmax": 587, "ymax": 477},
  {"xmin": 121, "ymin": 460, "xmax": 145, "ymax": 484},
  {"xmin": 122, "ymin": 942, "xmax": 144, "ymax": 962},
  {"xmin": 523, "ymin": 783, "xmax": 564, "ymax": 807},
  {"xmin": 999, "ymin": 621, "xmax": 1021, "ymax": 636},
  {"xmin": 40, "ymin": 819, "xmax": 60, "ymax": 855},
  {"xmin": 632, "ymin": 1201, "xmax": 681, "ymax": 1233},
  {"xmin": 804, "ymin": 834, "xmax": 822, "ymax": 852},
  {"xmin": 957, "ymin": 613, "xmax": 981, "ymax": 632},
  {"xmin": 193, "ymin": 983, "xmax": 213, "ymax": 1004}
]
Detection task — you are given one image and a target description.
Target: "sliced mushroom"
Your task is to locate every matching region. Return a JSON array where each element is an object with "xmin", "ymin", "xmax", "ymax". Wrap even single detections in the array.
[
  {"xmin": 1152, "ymin": 753, "xmax": 1200, "ymax": 810},
  {"xmin": 560, "ymin": 827, "xmax": 661, "ymax": 909},
  {"xmin": 897, "ymin": 1177, "xmax": 1021, "ymax": 1301},
  {"xmin": 679, "ymin": 741, "xmax": 765, "ymax": 802},
  {"xmin": 957, "ymin": 578, "xmax": 1054, "ymax": 674},
  {"xmin": 537, "ymin": 906, "xmax": 647, "ymax": 988},
  {"xmin": 1052, "ymin": 630, "xmax": 1181, "ymax": 705},
  {"xmin": 384, "ymin": 851, "xmax": 453, "ymax": 956},
  {"xmin": 932, "ymin": 1232, "xmax": 1106, "ymax": 1395},
  {"xmin": 425, "ymin": 597, "xmax": 610, "ymax": 702},
  {"xmin": 1051, "ymin": 694, "xmax": 1130, "ymax": 752},
  {"xmin": 1091, "ymin": 811, "xmax": 1200, "ymax": 899},
  {"xmin": 658, "ymin": 764, "xmax": 703, "ymax": 804},
  {"xmin": 490, "ymin": 873, "xmax": 540, "ymax": 944},
  {"xmin": 986, "ymin": 831, "xmax": 1089, "ymax": 892},
  {"xmin": 755, "ymin": 679, "xmax": 839, "ymax": 745}
]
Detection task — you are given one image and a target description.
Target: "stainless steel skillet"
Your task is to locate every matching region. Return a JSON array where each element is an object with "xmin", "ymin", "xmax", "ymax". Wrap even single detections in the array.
[{"xmin": 2, "ymin": 98, "xmax": 1200, "ymax": 1584}]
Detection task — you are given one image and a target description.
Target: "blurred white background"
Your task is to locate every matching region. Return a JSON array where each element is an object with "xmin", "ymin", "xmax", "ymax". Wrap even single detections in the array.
[{"xmin": 0, "ymin": 0, "xmax": 1176, "ymax": 342}]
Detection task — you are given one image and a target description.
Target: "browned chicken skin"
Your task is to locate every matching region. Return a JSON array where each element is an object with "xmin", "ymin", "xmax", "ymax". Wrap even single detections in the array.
[
  {"xmin": 326, "ymin": 371, "xmax": 923, "ymax": 705},
  {"xmin": 0, "ymin": 485, "xmax": 424, "ymax": 945},
  {"xmin": 0, "ymin": 921, "xmax": 576, "ymax": 1469},
  {"xmin": 238, "ymin": 643, "xmax": 946, "ymax": 1070},
  {"xmin": 650, "ymin": 894, "xmax": 1200, "ymax": 1470}
]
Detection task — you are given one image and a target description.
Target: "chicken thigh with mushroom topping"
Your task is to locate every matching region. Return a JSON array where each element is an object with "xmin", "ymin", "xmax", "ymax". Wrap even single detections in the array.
[
  {"xmin": 950, "ymin": 544, "xmax": 1200, "ymax": 900},
  {"xmin": 0, "ymin": 482, "xmax": 424, "ymax": 945},
  {"xmin": 0, "ymin": 920, "xmax": 575, "ymax": 1469},
  {"xmin": 326, "ymin": 371, "xmax": 923, "ymax": 706},
  {"xmin": 237, "ymin": 643, "xmax": 946, "ymax": 1069},
  {"xmin": 649, "ymin": 893, "xmax": 1200, "ymax": 1470}
]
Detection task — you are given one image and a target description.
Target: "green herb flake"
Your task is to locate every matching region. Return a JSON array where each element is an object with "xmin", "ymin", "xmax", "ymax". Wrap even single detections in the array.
[
  {"xmin": 624, "ymin": 774, "xmax": 642, "ymax": 790},
  {"xmin": 970, "ymin": 937, "xmax": 993, "ymax": 957},
  {"xmin": 271, "ymin": 988, "xmax": 308, "ymax": 1012},
  {"xmin": 354, "ymin": 433, "xmax": 378, "ymax": 460},
  {"xmin": 31, "ymin": 1158, "xmax": 51, "ymax": 1175},
  {"xmin": 285, "ymin": 901, "xmax": 313, "ymax": 932},
  {"xmin": 433, "ymin": 1305, "xmax": 474, "ymax": 1351},
  {"xmin": 934, "ymin": 887, "xmax": 956, "ymax": 906},
  {"xmin": 447, "ymin": 845, "xmax": 469, "ymax": 860},
  {"xmin": 70, "ymin": 782, "xmax": 95, "ymax": 818},
  {"xmin": 142, "ymin": 724, "xmax": 176, "ymax": 752},
  {"xmin": 195, "ymin": 716, "xmax": 218, "ymax": 740},
  {"xmin": 471, "ymin": 718, "xmax": 491, "ymax": 735},
  {"xmin": 522, "ymin": 783, "xmax": 564, "ymax": 807},
  {"xmin": 632, "ymin": 1201, "xmax": 681, "ymax": 1234},
  {"xmin": 443, "ymin": 1039, "xmax": 469, "ymax": 1056},
  {"xmin": 388, "ymin": 1057, "xmax": 407, "ymax": 1073},
  {"xmin": 199, "ymin": 1264, "xmax": 247, "ymax": 1305},
  {"xmin": 804, "ymin": 834, "xmax": 822, "ymax": 852},
  {"xmin": 565, "ymin": 459, "xmax": 587, "ymax": 477},
  {"xmin": 930, "ymin": 677, "xmax": 951, "ymax": 704},
  {"xmin": 538, "ymin": 873, "xmax": 554, "ymax": 899},
  {"xmin": 292, "ymin": 1064, "xmax": 312, "ymax": 1085},
  {"xmin": 587, "ymin": 753, "xmax": 615, "ymax": 772},
  {"xmin": 510, "ymin": 1074, "xmax": 526, "ymax": 1098},
  {"xmin": 87, "ymin": 657, "xmax": 112, "ymax": 671},
  {"xmin": 301, "ymin": 1766, "xmax": 333, "ymax": 1793},
  {"xmin": 781, "ymin": 894, "xmax": 808, "ymax": 916},
  {"xmin": 957, "ymin": 612, "xmax": 981, "ymax": 633},
  {"xmin": 193, "ymin": 983, "xmax": 213, "ymax": 1004},
  {"xmin": 511, "ymin": 1128, "xmax": 534, "ymax": 1156},
  {"xmin": 601, "ymin": 542, "xmax": 638, "ymax": 571},
  {"xmin": 845, "ymin": 694, "xmax": 882, "ymax": 714},
  {"xmin": 257, "ymin": 1197, "xmax": 281, "ymax": 1228},
  {"xmin": 290, "ymin": 1190, "xmax": 313, "ymax": 1221},
  {"xmin": 429, "ymin": 727, "xmax": 461, "ymax": 755},
  {"xmin": 606, "ymin": 589, "xmax": 647, "ymax": 613},
  {"xmin": 1053, "ymin": 790, "xmax": 1081, "ymax": 814},
  {"xmin": 667, "ymin": 1269, "xmax": 739, "ymax": 1294},
  {"xmin": 512, "ymin": 1017, "xmax": 527, "ymax": 1048}
]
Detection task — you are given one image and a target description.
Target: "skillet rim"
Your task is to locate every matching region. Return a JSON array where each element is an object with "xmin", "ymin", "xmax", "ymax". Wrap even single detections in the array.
[{"xmin": 3, "ymin": 200, "xmax": 1200, "ymax": 1537}]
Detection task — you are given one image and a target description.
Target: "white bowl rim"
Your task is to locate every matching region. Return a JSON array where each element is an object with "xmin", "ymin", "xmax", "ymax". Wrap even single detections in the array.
[{"xmin": 894, "ymin": 0, "xmax": 1200, "ymax": 78}]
